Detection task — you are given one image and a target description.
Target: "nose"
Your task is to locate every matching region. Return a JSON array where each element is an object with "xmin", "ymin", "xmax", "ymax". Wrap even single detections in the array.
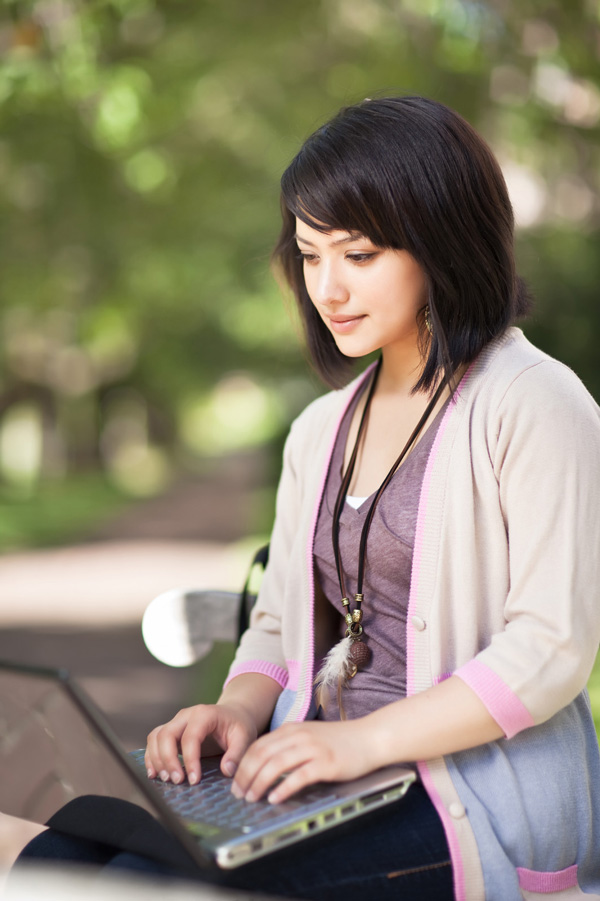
[{"xmin": 307, "ymin": 259, "xmax": 349, "ymax": 308}]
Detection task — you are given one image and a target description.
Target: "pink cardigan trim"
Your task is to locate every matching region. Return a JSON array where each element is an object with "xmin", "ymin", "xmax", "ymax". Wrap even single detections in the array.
[
  {"xmin": 407, "ymin": 367, "xmax": 475, "ymax": 901},
  {"xmin": 454, "ymin": 658, "xmax": 535, "ymax": 739},
  {"xmin": 517, "ymin": 864, "xmax": 578, "ymax": 892},
  {"xmin": 286, "ymin": 659, "xmax": 301, "ymax": 692},
  {"xmin": 298, "ymin": 364, "xmax": 378, "ymax": 722},
  {"xmin": 418, "ymin": 761, "xmax": 466, "ymax": 901},
  {"xmin": 406, "ymin": 387, "xmax": 459, "ymax": 695},
  {"xmin": 224, "ymin": 660, "xmax": 289, "ymax": 690}
]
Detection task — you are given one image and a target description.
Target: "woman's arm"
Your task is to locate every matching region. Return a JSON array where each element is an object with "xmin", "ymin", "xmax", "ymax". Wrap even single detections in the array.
[
  {"xmin": 231, "ymin": 675, "xmax": 502, "ymax": 803},
  {"xmin": 369, "ymin": 674, "xmax": 503, "ymax": 763},
  {"xmin": 454, "ymin": 362, "xmax": 600, "ymax": 732}
]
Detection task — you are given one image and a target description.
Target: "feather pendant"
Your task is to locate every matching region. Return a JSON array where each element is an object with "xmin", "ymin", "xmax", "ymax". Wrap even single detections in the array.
[{"xmin": 314, "ymin": 635, "xmax": 354, "ymax": 719}]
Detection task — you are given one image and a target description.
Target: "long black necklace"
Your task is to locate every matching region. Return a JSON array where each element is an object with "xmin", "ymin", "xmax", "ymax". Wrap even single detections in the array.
[{"xmin": 315, "ymin": 359, "xmax": 446, "ymax": 707}]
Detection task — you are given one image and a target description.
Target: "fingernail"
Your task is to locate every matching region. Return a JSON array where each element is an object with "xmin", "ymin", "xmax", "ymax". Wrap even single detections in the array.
[
  {"xmin": 231, "ymin": 782, "xmax": 243, "ymax": 799},
  {"xmin": 223, "ymin": 761, "xmax": 237, "ymax": 777},
  {"xmin": 171, "ymin": 771, "xmax": 181, "ymax": 784},
  {"xmin": 245, "ymin": 790, "xmax": 256, "ymax": 803},
  {"xmin": 188, "ymin": 772, "xmax": 197, "ymax": 785},
  {"xmin": 147, "ymin": 769, "xmax": 154, "ymax": 779},
  {"xmin": 160, "ymin": 770, "xmax": 169, "ymax": 782},
  {"xmin": 268, "ymin": 791, "xmax": 279, "ymax": 804}
]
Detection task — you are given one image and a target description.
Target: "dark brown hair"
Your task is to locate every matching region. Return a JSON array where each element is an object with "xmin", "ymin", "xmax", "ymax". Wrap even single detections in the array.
[{"xmin": 272, "ymin": 95, "xmax": 531, "ymax": 390}]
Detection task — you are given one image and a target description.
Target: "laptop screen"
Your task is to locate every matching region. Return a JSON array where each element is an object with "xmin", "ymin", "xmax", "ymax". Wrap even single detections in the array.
[{"xmin": 0, "ymin": 662, "xmax": 153, "ymax": 825}]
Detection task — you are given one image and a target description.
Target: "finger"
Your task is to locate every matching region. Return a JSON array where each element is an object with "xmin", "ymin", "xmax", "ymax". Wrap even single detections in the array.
[
  {"xmin": 179, "ymin": 707, "xmax": 220, "ymax": 785},
  {"xmin": 267, "ymin": 762, "xmax": 320, "ymax": 804},
  {"xmin": 231, "ymin": 732, "xmax": 288, "ymax": 797},
  {"xmin": 154, "ymin": 712, "xmax": 192, "ymax": 783},
  {"xmin": 179, "ymin": 730, "xmax": 204, "ymax": 786},
  {"xmin": 240, "ymin": 743, "xmax": 311, "ymax": 802},
  {"xmin": 220, "ymin": 724, "xmax": 254, "ymax": 780},
  {"xmin": 144, "ymin": 729, "xmax": 160, "ymax": 778},
  {"xmin": 145, "ymin": 724, "xmax": 175, "ymax": 779}
]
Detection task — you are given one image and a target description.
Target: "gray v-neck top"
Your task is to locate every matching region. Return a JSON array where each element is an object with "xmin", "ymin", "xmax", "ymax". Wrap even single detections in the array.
[{"xmin": 314, "ymin": 381, "xmax": 448, "ymax": 721}]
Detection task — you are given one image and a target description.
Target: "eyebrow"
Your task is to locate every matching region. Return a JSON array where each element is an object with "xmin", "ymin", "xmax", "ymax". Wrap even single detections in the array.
[{"xmin": 295, "ymin": 231, "xmax": 365, "ymax": 247}]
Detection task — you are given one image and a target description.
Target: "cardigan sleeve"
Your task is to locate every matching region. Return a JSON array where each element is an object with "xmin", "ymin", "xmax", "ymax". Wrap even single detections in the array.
[
  {"xmin": 224, "ymin": 418, "xmax": 303, "ymax": 690},
  {"xmin": 455, "ymin": 360, "xmax": 600, "ymax": 737}
]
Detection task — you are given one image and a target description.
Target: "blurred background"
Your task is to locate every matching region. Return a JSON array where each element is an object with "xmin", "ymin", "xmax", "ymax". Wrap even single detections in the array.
[{"xmin": 1, "ymin": 0, "xmax": 600, "ymax": 871}]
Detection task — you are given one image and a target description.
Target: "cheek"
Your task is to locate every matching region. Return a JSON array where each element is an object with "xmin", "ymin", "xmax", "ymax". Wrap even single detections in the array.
[
  {"xmin": 395, "ymin": 268, "xmax": 428, "ymax": 312},
  {"xmin": 302, "ymin": 268, "xmax": 316, "ymax": 301},
  {"xmin": 303, "ymin": 271, "xmax": 326, "ymax": 313},
  {"xmin": 416, "ymin": 271, "xmax": 429, "ymax": 303},
  {"xmin": 408, "ymin": 264, "xmax": 429, "ymax": 304}
]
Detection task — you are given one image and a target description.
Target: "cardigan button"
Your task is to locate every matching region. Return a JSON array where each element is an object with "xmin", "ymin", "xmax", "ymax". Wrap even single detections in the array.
[
  {"xmin": 410, "ymin": 615, "xmax": 426, "ymax": 632},
  {"xmin": 449, "ymin": 802, "xmax": 466, "ymax": 819}
]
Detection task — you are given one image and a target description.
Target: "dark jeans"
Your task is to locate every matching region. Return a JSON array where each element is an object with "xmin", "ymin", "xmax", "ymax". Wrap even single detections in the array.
[{"xmin": 16, "ymin": 783, "xmax": 453, "ymax": 900}]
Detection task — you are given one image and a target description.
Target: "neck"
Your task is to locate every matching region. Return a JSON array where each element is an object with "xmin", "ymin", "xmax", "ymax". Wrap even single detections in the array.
[{"xmin": 377, "ymin": 341, "xmax": 427, "ymax": 396}]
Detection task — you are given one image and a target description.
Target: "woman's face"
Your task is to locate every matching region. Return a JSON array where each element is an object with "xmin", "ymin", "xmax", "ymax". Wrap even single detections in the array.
[{"xmin": 295, "ymin": 219, "xmax": 429, "ymax": 362}]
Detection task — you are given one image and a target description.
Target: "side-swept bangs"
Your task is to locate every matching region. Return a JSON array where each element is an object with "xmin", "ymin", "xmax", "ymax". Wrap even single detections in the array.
[{"xmin": 273, "ymin": 96, "xmax": 532, "ymax": 391}]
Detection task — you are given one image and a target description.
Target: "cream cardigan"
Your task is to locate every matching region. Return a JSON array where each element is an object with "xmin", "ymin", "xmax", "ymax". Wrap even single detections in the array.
[{"xmin": 227, "ymin": 328, "xmax": 600, "ymax": 900}]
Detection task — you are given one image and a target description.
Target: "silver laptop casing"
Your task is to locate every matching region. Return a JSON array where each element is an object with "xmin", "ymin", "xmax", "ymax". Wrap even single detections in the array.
[{"xmin": 0, "ymin": 661, "xmax": 415, "ymax": 869}]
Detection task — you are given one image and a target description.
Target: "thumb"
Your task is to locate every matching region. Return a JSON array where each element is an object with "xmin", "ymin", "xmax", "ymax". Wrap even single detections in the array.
[{"xmin": 221, "ymin": 727, "xmax": 254, "ymax": 778}]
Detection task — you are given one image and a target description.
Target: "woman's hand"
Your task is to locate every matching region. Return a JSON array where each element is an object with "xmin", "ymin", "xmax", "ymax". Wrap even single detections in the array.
[
  {"xmin": 144, "ymin": 672, "xmax": 283, "ymax": 787},
  {"xmin": 145, "ymin": 702, "xmax": 258, "ymax": 786},
  {"xmin": 230, "ymin": 676, "xmax": 505, "ymax": 804},
  {"xmin": 231, "ymin": 719, "xmax": 375, "ymax": 804}
]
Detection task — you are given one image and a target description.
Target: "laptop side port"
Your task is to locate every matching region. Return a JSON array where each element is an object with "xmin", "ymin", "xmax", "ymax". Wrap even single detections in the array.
[
  {"xmin": 275, "ymin": 828, "xmax": 302, "ymax": 845},
  {"xmin": 361, "ymin": 793, "xmax": 382, "ymax": 807}
]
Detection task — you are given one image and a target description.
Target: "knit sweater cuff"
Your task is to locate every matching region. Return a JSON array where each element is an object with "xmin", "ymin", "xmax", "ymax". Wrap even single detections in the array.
[
  {"xmin": 455, "ymin": 658, "xmax": 535, "ymax": 739},
  {"xmin": 224, "ymin": 660, "xmax": 289, "ymax": 690}
]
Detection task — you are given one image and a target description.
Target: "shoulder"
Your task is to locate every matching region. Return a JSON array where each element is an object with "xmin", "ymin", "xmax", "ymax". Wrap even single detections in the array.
[
  {"xmin": 463, "ymin": 327, "xmax": 599, "ymax": 423},
  {"xmin": 460, "ymin": 329, "xmax": 600, "ymax": 469}
]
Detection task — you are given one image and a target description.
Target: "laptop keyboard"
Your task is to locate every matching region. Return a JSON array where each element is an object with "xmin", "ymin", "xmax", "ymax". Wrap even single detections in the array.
[{"xmin": 130, "ymin": 751, "xmax": 338, "ymax": 831}]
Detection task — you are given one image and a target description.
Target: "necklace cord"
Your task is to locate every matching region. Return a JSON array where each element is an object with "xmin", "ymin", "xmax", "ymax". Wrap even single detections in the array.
[
  {"xmin": 332, "ymin": 363, "xmax": 447, "ymax": 610},
  {"xmin": 355, "ymin": 377, "xmax": 446, "ymax": 594},
  {"xmin": 331, "ymin": 360, "xmax": 382, "ymax": 600}
]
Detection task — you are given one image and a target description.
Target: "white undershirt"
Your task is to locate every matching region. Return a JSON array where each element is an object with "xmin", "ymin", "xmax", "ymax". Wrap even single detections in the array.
[{"xmin": 346, "ymin": 495, "xmax": 368, "ymax": 510}]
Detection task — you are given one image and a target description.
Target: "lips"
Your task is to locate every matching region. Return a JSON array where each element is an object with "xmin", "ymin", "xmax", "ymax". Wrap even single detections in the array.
[{"xmin": 327, "ymin": 315, "xmax": 366, "ymax": 334}]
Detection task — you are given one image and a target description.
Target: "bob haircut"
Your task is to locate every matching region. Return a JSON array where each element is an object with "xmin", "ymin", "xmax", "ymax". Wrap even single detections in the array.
[{"xmin": 272, "ymin": 95, "xmax": 531, "ymax": 391}]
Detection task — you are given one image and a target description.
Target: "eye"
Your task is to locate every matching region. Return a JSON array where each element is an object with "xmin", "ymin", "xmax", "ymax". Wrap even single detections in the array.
[
  {"xmin": 297, "ymin": 251, "xmax": 319, "ymax": 265},
  {"xmin": 346, "ymin": 252, "xmax": 377, "ymax": 264}
]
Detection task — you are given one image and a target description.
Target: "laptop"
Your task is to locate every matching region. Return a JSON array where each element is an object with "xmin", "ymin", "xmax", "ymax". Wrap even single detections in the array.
[{"xmin": 0, "ymin": 660, "xmax": 415, "ymax": 873}]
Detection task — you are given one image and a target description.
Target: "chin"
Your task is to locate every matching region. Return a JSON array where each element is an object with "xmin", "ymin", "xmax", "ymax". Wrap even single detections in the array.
[{"xmin": 334, "ymin": 341, "xmax": 379, "ymax": 360}]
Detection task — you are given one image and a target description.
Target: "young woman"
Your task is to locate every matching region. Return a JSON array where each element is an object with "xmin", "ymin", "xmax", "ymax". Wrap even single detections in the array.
[{"xmin": 21, "ymin": 97, "xmax": 600, "ymax": 900}]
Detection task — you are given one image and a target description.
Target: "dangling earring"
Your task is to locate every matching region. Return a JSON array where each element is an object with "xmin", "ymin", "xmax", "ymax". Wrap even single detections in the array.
[{"xmin": 424, "ymin": 305, "xmax": 433, "ymax": 336}]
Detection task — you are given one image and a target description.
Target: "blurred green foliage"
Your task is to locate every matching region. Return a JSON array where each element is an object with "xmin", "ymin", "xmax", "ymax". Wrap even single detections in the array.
[
  {"xmin": 589, "ymin": 655, "xmax": 600, "ymax": 744},
  {"xmin": 0, "ymin": 471, "xmax": 127, "ymax": 547},
  {"xmin": 0, "ymin": 0, "xmax": 599, "ymax": 547}
]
